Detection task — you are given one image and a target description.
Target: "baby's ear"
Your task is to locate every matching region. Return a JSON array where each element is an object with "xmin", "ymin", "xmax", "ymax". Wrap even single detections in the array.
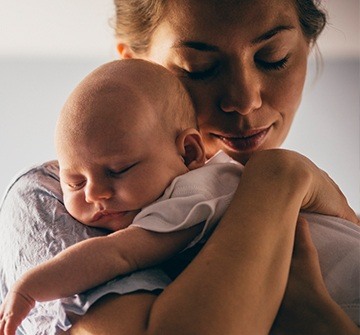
[{"xmin": 176, "ymin": 128, "xmax": 206, "ymax": 170}]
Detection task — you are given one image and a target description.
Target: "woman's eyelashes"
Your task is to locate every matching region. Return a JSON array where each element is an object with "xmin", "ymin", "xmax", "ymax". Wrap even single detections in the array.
[
  {"xmin": 256, "ymin": 55, "xmax": 289, "ymax": 71},
  {"xmin": 176, "ymin": 61, "xmax": 219, "ymax": 80},
  {"xmin": 178, "ymin": 55, "xmax": 289, "ymax": 80},
  {"xmin": 182, "ymin": 66, "xmax": 218, "ymax": 80}
]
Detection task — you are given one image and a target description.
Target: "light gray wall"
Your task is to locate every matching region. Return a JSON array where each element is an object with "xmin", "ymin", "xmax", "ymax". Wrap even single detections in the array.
[
  {"xmin": 0, "ymin": 56, "xmax": 359, "ymax": 212},
  {"xmin": 283, "ymin": 58, "xmax": 359, "ymax": 212},
  {"xmin": 0, "ymin": 56, "xmax": 107, "ymax": 194}
]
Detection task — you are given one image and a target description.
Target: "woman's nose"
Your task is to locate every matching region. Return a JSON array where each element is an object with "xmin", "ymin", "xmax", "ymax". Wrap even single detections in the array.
[
  {"xmin": 220, "ymin": 66, "xmax": 262, "ymax": 115},
  {"xmin": 85, "ymin": 180, "xmax": 113, "ymax": 204}
]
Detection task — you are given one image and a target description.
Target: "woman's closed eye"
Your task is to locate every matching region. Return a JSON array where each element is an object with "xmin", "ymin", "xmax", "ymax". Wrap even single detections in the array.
[
  {"xmin": 172, "ymin": 57, "xmax": 220, "ymax": 80},
  {"xmin": 256, "ymin": 55, "xmax": 289, "ymax": 71},
  {"xmin": 181, "ymin": 65, "xmax": 219, "ymax": 80}
]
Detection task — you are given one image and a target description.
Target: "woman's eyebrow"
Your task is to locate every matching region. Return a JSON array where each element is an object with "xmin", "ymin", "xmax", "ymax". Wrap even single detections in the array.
[
  {"xmin": 172, "ymin": 41, "xmax": 219, "ymax": 52},
  {"xmin": 171, "ymin": 25, "xmax": 295, "ymax": 51},
  {"xmin": 251, "ymin": 25, "xmax": 295, "ymax": 45}
]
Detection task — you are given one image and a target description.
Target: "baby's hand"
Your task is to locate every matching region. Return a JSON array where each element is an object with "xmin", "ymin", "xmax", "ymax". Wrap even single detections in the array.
[{"xmin": 0, "ymin": 290, "xmax": 35, "ymax": 335}]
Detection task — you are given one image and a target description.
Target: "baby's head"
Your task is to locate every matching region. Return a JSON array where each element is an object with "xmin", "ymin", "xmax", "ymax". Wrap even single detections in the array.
[{"xmin": 55, "ymin": 59, "xmax": 206, "ymax": 231}]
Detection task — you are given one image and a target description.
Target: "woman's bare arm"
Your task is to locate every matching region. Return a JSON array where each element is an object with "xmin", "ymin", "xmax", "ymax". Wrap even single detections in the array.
[{"xmin": 69, "ymin": 149, "xmax": 358, "ymax": 335}]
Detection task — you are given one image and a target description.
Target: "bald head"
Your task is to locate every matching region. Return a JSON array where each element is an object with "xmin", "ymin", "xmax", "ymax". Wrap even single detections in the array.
[{"xmin": 55, "ymin": 59, "xmax": 196, "ymax": 156}]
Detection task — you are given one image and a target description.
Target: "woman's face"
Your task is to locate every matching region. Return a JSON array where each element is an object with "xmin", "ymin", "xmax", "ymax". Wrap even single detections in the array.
[{"xmin": 140, "ymin": 0, "xmax": 310, "ymax": 164}]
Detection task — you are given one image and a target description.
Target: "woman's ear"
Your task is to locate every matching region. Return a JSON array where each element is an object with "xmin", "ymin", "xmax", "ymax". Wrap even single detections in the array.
[
  {"xmin": 117, "ymin": 43, "xmax": 136, "ymax": 59},
  {"xmin": 176, "ymin": 128, "xmax": 206, "ymax": 170}
]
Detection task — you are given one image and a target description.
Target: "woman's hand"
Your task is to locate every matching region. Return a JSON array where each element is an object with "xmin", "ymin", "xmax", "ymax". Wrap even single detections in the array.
[
  {"xmin": 296, "ymin": 158, "xmax": 359, "ymax": 225},
  {"xmin": 270, "ymin": 217, "xmax": 359, "ymax": 335},
  {"xmin": 248, "ymin": 149, "xmax": 359, "ymax": 224}
]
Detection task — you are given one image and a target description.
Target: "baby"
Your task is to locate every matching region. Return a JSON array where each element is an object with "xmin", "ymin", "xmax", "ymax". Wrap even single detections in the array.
[{"xmin": 0, "ymin": 59, "xmax": 358, "ymax": 334}]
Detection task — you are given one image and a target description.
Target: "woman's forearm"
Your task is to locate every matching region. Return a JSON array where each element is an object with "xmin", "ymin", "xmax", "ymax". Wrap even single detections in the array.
[
  {"xmin": 143, "ymin": 150, "xmax": 312, "ymax": 335},
  {"xmin": 71, "ymin": 149, "xmax": 353, "ymax": 335},
  {"xmin": 71, "ymin": 150, "xmax": 309, "ymax": 335}
]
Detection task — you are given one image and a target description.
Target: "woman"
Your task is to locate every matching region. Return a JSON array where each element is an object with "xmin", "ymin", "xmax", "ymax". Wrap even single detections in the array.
[{"xmin": 0, "ymin": 0, "xmax": 358, "ymax": 334}]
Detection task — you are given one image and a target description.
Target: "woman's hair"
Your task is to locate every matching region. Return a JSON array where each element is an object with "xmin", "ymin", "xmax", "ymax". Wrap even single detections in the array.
[
  {"xmin": 113, "ymin": 0, "xmax": 327, "ymax": 54},
  {"xmin": 294, "ymin": 0, "xmax": 327, "ymax": 46},
  {"xmin": 113, "ymin": 0, "xmax": 167, "ymax": 55}
]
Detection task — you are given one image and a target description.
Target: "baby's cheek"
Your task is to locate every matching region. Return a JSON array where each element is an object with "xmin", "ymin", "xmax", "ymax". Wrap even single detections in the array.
[{"xmin": 63, "ymin": 193, "xmax": 81, "ymax": 220}]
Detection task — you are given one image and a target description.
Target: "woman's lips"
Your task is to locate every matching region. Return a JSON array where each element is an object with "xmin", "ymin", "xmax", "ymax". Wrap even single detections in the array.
[{"xmin": 213, "ymin": 127, "xmax": 270, "ymax": 152}]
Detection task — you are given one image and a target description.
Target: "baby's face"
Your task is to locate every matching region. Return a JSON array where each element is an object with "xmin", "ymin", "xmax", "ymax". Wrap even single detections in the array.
[{"xmin": 58, "ymin": 92, "xmax": 188, "ymax": 231}]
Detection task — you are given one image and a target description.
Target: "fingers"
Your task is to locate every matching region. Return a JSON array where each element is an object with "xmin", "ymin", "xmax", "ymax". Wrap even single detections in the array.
[
  {"xmin": 293, "ymin": 216, "xmax": 317, "ymax": 257},
  {"xmin": 0, "ymin": 311, "xmax": 16, "ymax": 335},
  {"xmin": 293, "ymin": 216, "xmax": 326, "ymax": 289},
  {"xmin": 0, "ymin": 290, "xmax": 34, "ymax": 335},
  {"xmin": 344, "ymin": 207, "xmax": 360, "ymax": 226},
  {"xmin": 0, "ymin": 306, "xmax": 6, "ymax": 335},
  {"xmin": 0, "ymin": 312, "xmax": 3, "ymax": 335}
]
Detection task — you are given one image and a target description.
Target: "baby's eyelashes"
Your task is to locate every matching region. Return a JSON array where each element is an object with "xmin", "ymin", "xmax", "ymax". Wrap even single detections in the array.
[
  {"xmin": 66, "ymin": 180, "xmax": 86, "ymax": 190},
  {"xmin": 106, "ymin": 162, "xmax": 139, "ymax": 178}
]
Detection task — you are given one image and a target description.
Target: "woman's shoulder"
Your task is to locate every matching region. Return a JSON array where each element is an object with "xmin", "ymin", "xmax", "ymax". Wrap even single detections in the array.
[
  {"xmin": 0, "ymin": 160, "xmax": 61, "ymax": 207},
  {"xmin": 10, "ymin": 159, "xmax": 60, "ymax": 186}
]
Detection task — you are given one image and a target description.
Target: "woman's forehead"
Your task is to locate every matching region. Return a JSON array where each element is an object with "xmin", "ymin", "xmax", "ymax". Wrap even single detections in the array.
[
  {"xmin": 165, "ymin": 0, "xmax": 296, "ymax": 15},
  {"xmin": 162, "ymin": 0, "xmax": 298, "ymax": 40}
]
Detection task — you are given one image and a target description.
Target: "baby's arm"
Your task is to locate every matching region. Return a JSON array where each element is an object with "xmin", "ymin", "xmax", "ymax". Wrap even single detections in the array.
[{"xmin": 0, "ymin": 224, "xmax": 202, "ymax": 335}]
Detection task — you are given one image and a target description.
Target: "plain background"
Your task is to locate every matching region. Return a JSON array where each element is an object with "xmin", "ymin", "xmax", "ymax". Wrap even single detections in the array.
[{"xmin": 0, "ymin": 0, "xmax": 359, "ymax": 212}]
